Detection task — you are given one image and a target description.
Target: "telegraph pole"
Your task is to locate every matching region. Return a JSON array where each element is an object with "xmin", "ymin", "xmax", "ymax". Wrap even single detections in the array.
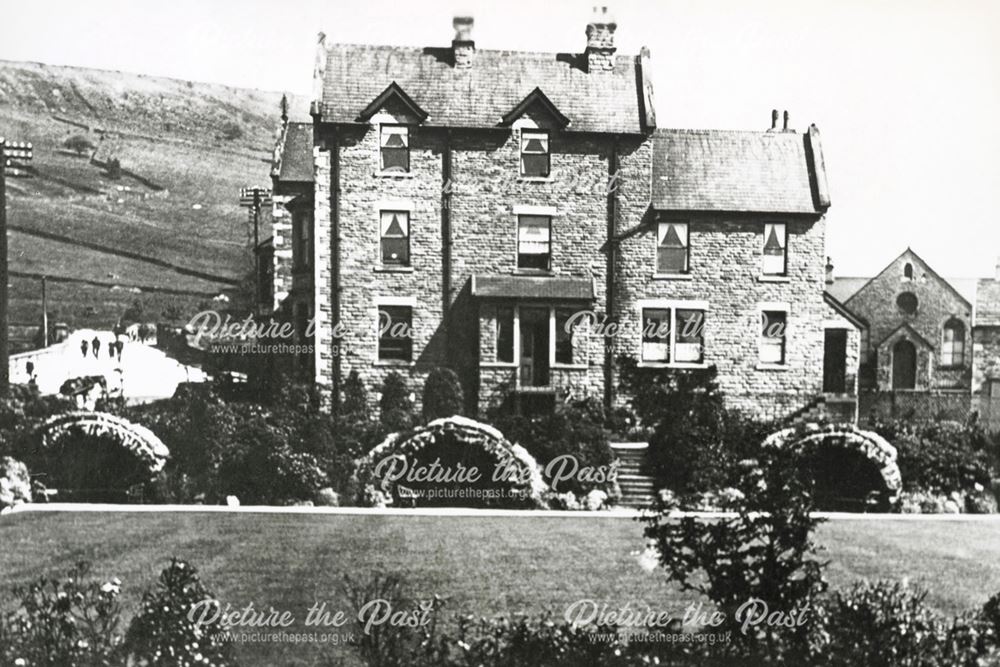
[
  {"xmin": 239, "ymin": 186, "xmax": 272, "ymax": 312},
  {"xmin": 0, "ymin": 138, "xmax": 34, "ymax": 395},
  {"xmin": 41, "ymin": 275, "xmax": 49, "ymax": 347}
]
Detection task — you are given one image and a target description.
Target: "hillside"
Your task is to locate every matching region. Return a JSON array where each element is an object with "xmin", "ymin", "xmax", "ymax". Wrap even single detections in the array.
[{"xmin": 0, "ymin": 60, "xmax": 309, "ymax": 346}]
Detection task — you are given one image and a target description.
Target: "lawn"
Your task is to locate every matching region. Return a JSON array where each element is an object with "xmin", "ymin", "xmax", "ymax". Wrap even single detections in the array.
[{"xmin": 2, "ymin": 511, "xmax": 1000, "ymax": 666}]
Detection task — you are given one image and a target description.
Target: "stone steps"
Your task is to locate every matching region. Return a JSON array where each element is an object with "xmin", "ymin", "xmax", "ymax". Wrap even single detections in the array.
[{"xmin": 611, "ymin": 443, "xmax": 656, "ymax": 509}]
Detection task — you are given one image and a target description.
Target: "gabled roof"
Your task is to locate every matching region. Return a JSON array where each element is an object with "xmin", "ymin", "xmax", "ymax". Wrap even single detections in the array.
[
  {"xmin": 651, "ymin": 127, "xmax": 829, "ymax": 214},
  {"xmin": 877, "ymin": 322, "xmax": 934, "ymax": 350},
  {"xmin": 272, "ymin": 122, "xmax": 313, "ymax": 184},
  {"xmin": 823, "ymin": 291, "xmax": 867, "ymax": 329},
  {"xmin": 500, "ymin": 87, "xmax": 570, "ymax": 128},
  {"xmin": 318, "ymin": 44, "xmax": 651, "ymax": 134},
  {"xmin": 844, "ymin": 248, "xmax": 972, "ymax": 311},
  {"xmin": 827, "ymin": 277, "xmax": 870, "ymax": 304},
  {"xmin": 356, "ymin": 81, "xmax": 429, "ymax": 123}
]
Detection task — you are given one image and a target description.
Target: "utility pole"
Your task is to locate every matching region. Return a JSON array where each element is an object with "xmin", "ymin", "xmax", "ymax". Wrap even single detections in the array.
[
  {"xmin": 0, "ymin": 138, "xmax": 34, "ymax": 396},
  {"xmin": 41, "ymin": 275, "xmax": 49, "ymax": 347},
  {"xmin": 239, "ymin": 186, "xmax": 272, "ymax": 313}
]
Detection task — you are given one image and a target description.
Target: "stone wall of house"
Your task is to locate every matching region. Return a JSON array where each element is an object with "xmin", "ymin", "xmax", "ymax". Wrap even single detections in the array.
[
  {"xmin": 611, "ymin": 214, "xmax": 830, "ymax": 422},
  {"xmin": 314, "ymin": 104, "xmax": 617, "ymax": 415},
  {"xmin": 845, "ymin": 250, "xmax": 972, "ymax": 390},
  {"xmin": 859, "ymin": 389, "xmax": 970, "ymax": 422}
]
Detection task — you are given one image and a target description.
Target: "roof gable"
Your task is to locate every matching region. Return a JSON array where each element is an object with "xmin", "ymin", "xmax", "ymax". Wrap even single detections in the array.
[
  {"xmin": 877, "ymin": 322, "xmax": 934, "ymax": 350},
  {"xmin": 356, "ymin": 81, "xmax": 429, "ymax": 123},
  {"xmin": 845, "ymin": 248, "xmax": 971, "ymax": 311},
  {"xmin": 650, "ymin": 128, "xmax": 828, "ymax": 214},
  {"xmin": 271, "ymin": 122, "xmax": 314, "ymax": 185},
  {"xmin": 500, "ymin": 87, "xmax": 570, "ymax": 128},
  {"xmin": 319, "ymin": 44, "xmax": 649, "ymax": 134}
]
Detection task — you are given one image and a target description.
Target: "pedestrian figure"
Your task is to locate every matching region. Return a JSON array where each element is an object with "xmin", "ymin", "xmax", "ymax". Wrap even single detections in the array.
[
  {"xmin": 81, "ymin": 339, "xmax": 89, "ymax": 357},
  {"xmin": 92, "ymin": 336, "xmax": 101, "ymax": 358},
  {"xmin": 115, "ymin": 339, "xmax": 125, "ymax": 360}
]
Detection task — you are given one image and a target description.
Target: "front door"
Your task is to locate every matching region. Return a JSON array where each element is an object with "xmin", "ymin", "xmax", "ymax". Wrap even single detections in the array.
[
  {"xmin": 823, "ymin": 329, "xmax": 848, "ymax": 393},
  {"xmin": 892, "ymin": 339, "xmax": 917, "ymax": 390},
  {"xmin": 519, "ymin": 307, "xmax": 550, "ymax": 387}
]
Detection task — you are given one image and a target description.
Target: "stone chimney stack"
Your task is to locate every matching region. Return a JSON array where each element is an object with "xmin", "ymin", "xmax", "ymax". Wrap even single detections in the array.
[
  {"xmin": 586, "ymin": 6, "xmax": 617, "ymax": 72},
  {"xmin": 453, "ymin": 16, "xmax": 475, "ymax": 69}
]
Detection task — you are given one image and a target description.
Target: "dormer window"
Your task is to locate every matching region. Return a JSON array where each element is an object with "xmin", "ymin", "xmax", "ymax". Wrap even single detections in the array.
[
  {"xmin": 380, "ymin": 125, "xmax": 409, "ymax": 173},
  {"xmin": 520, "ymin": 130, "xmax": 550, "ymax": 177}
]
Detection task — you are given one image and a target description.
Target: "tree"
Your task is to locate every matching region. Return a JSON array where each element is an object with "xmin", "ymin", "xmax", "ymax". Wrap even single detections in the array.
[
  {"xmin": 219, "ymin": 120, "xmax": 243, "ymax": 141},
  {"xmin": 380, "ymin": 372, "xmax": 415, "ymax": 433},
  {"xmin": 63, "ymin": 134, "xmax": 95, "ymax": 156},
  {"xmin": 422, "ymin": 367, "xmax": 465, "ymax": 422},
  {"xmin": 105, "ymin": 157, "xmax": 122, "ymax": 179},
  {"xmin": 641, "ymin": 445, "xmax": 828, "ymax": 662}
]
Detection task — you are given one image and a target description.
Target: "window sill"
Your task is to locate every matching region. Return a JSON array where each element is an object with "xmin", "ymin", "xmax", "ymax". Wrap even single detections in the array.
[
  {"xmin": 374, "ymin": 171, "xmax": 415, "ymax": 179},
  {"xmin": 552, "ymin": 363, "xmax": 589, "ymax": 371},
  {"xmin": 652, "ymin": 273, "xmax": 693, "ymax": 281},
  {"xmin": 518, "ymin": 175, "xmax": 554, "ymax": 183},
  {"xmin": 512, "ymin": 269, "xmax": 555, "ymax": 277},
  {"xmin": 374, "ymin": 266, "xmax": 414, "ymax": 274},
  {"xmin": 756, "ymin": 363, "xmax": 789, "ymax": 371},
  {"xmin": 757, "ymin": 275, "xmax": 790, "ymax": 283},
  {"xmin": 638, "ymin": 361, "xmax": 709, "ymax": 370},
  {"xmin": 480, "ymin": 361, "xmax": 518, "ymax": 369},
  {"xmin": 375, "ymin": 359, "xmax": 415, "ymax": 367}
]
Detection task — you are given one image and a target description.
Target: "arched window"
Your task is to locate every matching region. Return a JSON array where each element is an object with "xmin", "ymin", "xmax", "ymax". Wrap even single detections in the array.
[
  {"xmin": 942, "ymin": 319, "xmax": 965, "ymax": 367},
  {"xmin": 903, "ymin": 263, "xmax": 914, "ymax": 280}
]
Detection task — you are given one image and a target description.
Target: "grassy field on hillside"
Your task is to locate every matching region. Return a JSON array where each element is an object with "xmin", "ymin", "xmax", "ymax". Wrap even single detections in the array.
[
  {"xmin": 2, "ymin": 511, "xmax": 999, "ymax": 666},
  {"xmin": 0, "ymin": 60, "xmax": 309, "ymax": 332}
]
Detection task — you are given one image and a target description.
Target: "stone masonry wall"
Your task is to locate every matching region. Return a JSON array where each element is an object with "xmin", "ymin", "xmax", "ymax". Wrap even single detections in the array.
[{"xmin": 845, "ymin": 249, "xmax": 973, "ymax": 391}]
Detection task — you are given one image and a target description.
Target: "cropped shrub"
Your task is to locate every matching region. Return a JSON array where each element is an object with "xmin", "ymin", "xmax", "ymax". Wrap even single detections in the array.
[
  {"xmin": 0, "ymin": 456, "xmax": 32, "ymax": 509},
  {"xmin": 868, "ymin": 419, "xmax": 994, "ymax": 494},
  {"xmin": 421, "ymin": 367, "xmax": 464, "ymax": 422},
  {"xmin": 125, "ymin": 558, "xmax": 234, "ymax": 666},
  {"xmin": 0, "ymin": 562, "xmax": 124, "ymax": 666},
  {"xmin": 379, "ymin": 372, "xmax": 415, "ymax": 433},
  {"xmin": 354, "ymin": 420, "xmax": 546, "ymax": 509},
  {"xmin": 489, "ymin": 396, "xmax": 616, "ymax": 497}
]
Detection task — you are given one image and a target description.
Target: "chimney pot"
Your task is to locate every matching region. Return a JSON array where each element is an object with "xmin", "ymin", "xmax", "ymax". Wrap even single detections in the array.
[
  {"xmin": 783, "ymin": 110, "xmax": 790, "ymax": 131},
  {"xmin": 825, "ymin": 256, "xmax": 835, "ymax": 286},
  {"xmin": 770, "ymin": 109, "xmax": 778, "ymax": 130},
  {"xmin": 452, "ymin": 16, "xmax": 475, "ymax": 69},
  {"xmin": 586, "ymin": 5, "xmax": 617, "ymax": 72}
]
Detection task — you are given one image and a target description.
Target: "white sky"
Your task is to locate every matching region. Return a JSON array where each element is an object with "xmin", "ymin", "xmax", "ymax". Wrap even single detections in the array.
[{"xmin": 2, "ymin": 0, "xmax": 998, "ymax": 279}]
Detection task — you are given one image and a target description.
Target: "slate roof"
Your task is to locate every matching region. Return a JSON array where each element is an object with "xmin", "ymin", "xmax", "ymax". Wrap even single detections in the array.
[
  {"xmin": 651, "ymin": 128, "xmax": 829, "ymax": 214},
  {"xmin": 975, "ymin": 279, "xmax": 1000, "ymax": 327},
  {"xmin": 826, "ymin": 277, "xmax": 871, "ymax": 304},
  {"xmin": 273, "ymin": 122, "xmax": 313, "ymax": 184},
  {"xmin": 318, "ymin": 44, "xmax": 650, "ymax": 134},
  {"xmin": 471, "ymin": 275, "xmax": 595, "ymax": 300}
]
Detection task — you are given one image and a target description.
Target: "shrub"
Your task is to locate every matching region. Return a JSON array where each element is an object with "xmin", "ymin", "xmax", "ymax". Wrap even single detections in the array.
[
  {"xmin": 0, "ymin": 562, "xmax": 124, "ymax": 665},
  {"xmin": 0, "ymin": 456, "xmax": 32, "ymax": 509},
  {"xmin": 490, "ymin": 397, "xmax": 616, "ymax": 497},
  {"xmin": 125, "ymin": 558, "xmax": 235, "ymax": 666},
  {"xmin": 379, "ymin": 372, "xmax": 415, "ymax": 433},
  {"xmin": 63, "ymin": 134, "xmax": 95, "ymax": 156},
  {"xmin": 421, "ymin": 368, "xmax": 464, "ymax": 422},
  {"xmin": 641, "ymin": 444, "xmax": 828, "ymax": 661},
  {"xmin": 618, "ymin": 358, "xmax": 766, "ymax": 494},
  {"xmin": 868, "ymin": 419, "xmax": 993, "ymax": 494},
  {"xmin": 342, "ymin": 370, "xmax": 370, "ymax": 421},
  {"xmin": 219, "ymin": 121, "xmax": 243, "ymax": 141},
  {"xmin": 105, "ymin": 157, "xmax": 122, "ymax": 179}
]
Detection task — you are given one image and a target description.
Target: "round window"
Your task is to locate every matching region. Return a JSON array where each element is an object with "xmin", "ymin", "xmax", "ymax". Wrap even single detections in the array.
[{"xmin": 897, "ymin": 292, "xmax": 918, "ymax": 315}]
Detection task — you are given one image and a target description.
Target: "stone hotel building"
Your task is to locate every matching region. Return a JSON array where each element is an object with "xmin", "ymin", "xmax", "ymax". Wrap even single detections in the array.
[{"xmin": 268, "ymin": 10, "xmax": 861, "ymax": 421}]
